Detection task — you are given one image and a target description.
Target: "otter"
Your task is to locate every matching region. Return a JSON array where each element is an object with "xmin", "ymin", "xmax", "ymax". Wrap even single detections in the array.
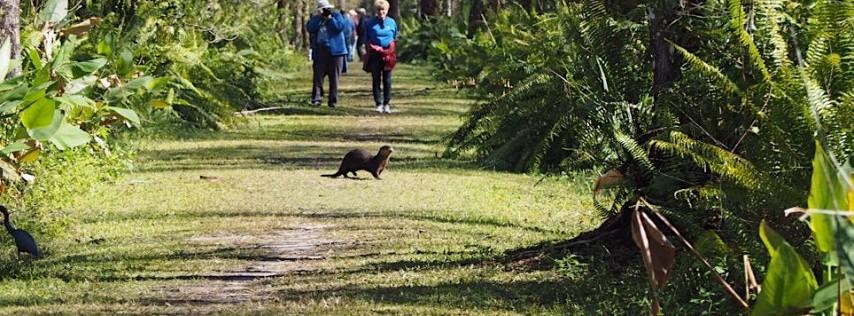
[{"xmin": 322, "ymin": 145, "xmax": 394, "ymax": 179}]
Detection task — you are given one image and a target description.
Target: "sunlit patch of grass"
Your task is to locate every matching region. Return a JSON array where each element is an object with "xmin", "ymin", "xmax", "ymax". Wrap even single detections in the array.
[{"xmin": 0, "ymin": 62, "xmax": 619, "ymax": 314}]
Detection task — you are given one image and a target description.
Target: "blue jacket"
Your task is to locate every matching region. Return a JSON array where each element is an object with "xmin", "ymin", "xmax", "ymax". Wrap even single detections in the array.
[
  {"xmin": 306, "ymin": 12, "xmax": 349, "ymax": 56},
  {"xmin": 362, "ymin": 17, "xmax": 397, "ymax": 49}
]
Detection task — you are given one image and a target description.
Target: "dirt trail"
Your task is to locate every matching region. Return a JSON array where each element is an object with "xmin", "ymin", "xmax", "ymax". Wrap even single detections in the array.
[{"xmin": 156, "ymin": 224, "xmax": 339, "ymax": 305}]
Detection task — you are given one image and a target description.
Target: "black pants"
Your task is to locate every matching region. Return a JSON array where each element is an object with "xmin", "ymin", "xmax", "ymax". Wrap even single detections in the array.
[
  {"xmin": 368, "ymin": 56, "xmax": 392, "ymax": 106},
  {"xmin": 311, "ymin": 46, "xmax": 345, "ymax": 105}
]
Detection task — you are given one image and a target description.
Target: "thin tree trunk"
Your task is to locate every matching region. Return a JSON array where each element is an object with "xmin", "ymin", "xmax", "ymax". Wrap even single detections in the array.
[
  {"xmin": 0, "ymin": 0, "xmax": 21, "ymax": 76},
  {"xmin": 647, "ymin": 2, "xmax": 681, "ymax": 97},
  {"xmin": 419, "ymin": 0, "xmax": 438, "ymax": 19},
  {"xmin": 445, "ymin": 0, "xmax": 457, "ymax": 17},
  {"xmin": 389, "ymin": 0, "xmax": 400, "ymax": 20},
  {"xmin": 488, "ymin": 0, "xmax": 501, "ymax": 12},
  {"xmin": 467, "ymin": 0, "xmax": 484, "ymax": 38},
  {"xmin": 277, "ymin": 0, "xmax": 288, "ymax": 42}
]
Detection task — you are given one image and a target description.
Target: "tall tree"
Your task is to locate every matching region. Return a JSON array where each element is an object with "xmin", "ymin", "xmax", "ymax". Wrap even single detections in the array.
[
  {"xmin": 389, "ymin": 0, "xmax": 400, "ymax": 20},
  {"xmin": 488, "ymin": 0, "xmax": 501, "ymax": 12},
  {"xmin": 445, "ymin": 0, "xmax": 458, "ymax": 17},
  {"xmin": 646, "ymin": 1, "xmax": 682, "ymax": 97},
  {"xmin": 0, "ymin": 0, "xmax": 21, "ymax": 76},
  {"xmin": 419, "ymin": 0, "xmax": 438, "ymax": 18},
  {"xmin": 466, "ymin": 0, "xmax": 484, "ymax": 38}
]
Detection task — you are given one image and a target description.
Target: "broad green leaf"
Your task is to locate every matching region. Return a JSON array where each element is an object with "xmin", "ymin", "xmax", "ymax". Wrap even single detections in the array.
[
  {"xmin": 96, "ymin": 38, "xmax": 112, "ymax": 56},
  {"xmin": 753, "ymin": 221, "xmax": 817, "ymax": 316},
  {"xmin": 48, "ymin": 120, "xmax": 90, "ymax": 150},
  {"xmin": 0, "ymin": 37, "xmax": 11, "ymax": 82},
  {"xmin": 71, "ymin": 57, "xmax": 107, "ymax": 77},
  {"xmin": 21, "ymin": 86, "xmax": 48, "ymax": 106},
  {"xmin": 20, "ymin": 98, "xmax": 56, "ymax": 129},
  {"xmin": 124, "ymin": 76, "xmax": 153, "ymax": 90},
  {"xmin": 64, "ymin": 75, "xmax": 98, "ymax": 94},
  {"xmin": 56, "ymin": 95, "xmax": 95, "ymax": 109},
  {"xmin": 811, "ymin": 276, "xmax": 853, "ymax": 313},
  {"xmin": 38, "ymin": 0, "xmax": 68, "ymax": 24},
  {"xmin": 0, "ymin": 78, "xmax": 22, "ymax": 92},
  {"xmin": 0, "ymin": 100, "xmax": 22, "ymax": 114},
  {"xmin": 809, "ymin": 142, "xmax": 847, "ymax": 252},
  {"xmin": 107, "ymin": 106, "xmax": 140, "ymax": 126},
  {"xmin": 149, "ymin": 99, "xmax": 170, "ymax": 109},
  {"xmin": 0, "ymin": 141, "xmax": 30, "ymax": 156},
  {"xmin": 24, "ymin": 46, "xmax": 42, "ymax": 70},
  {"xmin": 32, "ymin": 66, "xmax": 51, "ymax": 86},
  {"xmin": 27, "ymin": 109, "xmax": 62, "ymax": 140},
  {"xmin": 17, "ymin": 149, "xmax": 40, "ymax": 164},
  {"xmin": 116, "ymin": 49, "xmax": 133, "ymax": 77},
  {"xmin": 0, "ymin": 83, "xmax": 28, "ymax": 102},
  {"xmin": 105, "ymin": 76, "xmax": 152, "ymax": 100},
  {"xmin": 51, "ymin": 36, "xmax": 81, "ymax": 80},
  {"xmin": 145, "ymin": 76, "xmax": 170, "ymax": 91},
  {"xmin": 836, "ymin": 216, "xmax": 854, "ymax": 288}
]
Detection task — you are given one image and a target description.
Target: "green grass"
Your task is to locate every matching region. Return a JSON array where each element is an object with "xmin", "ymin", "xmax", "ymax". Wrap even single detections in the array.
[{"xmin": 0, "ymin": 63, "xmax": 647, "ymax": 315}]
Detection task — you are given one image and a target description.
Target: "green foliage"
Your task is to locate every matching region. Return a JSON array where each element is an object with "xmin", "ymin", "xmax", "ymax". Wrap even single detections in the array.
[
  {"xmin": 0, "ymin": 142, "xmax": 133, "ymax": 240},
  {"xmin": 753, "ymin": 221, "xmax": 818, "ymax": 315},
  {"xmin": 78, "ymin": 0, "xmax": 296, "ymax": 129},
  {"xmin": 425, "ymin": 0, "xmax": 853, "ymax": 313}
]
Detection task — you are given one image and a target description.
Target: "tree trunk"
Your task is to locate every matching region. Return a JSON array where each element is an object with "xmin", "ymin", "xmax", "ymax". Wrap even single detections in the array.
[
  {"xmin": 0, "ymin": 0, "xmax": 21, "ymax": 77},
  {"xmin": 419, "ymin": 0, "xmax": 438, "ymax": 18},
  {"xmin": 488, "ymin": 0, "xmax": 501, "ymax": 12},
  {"xmin": 445, "ymin": 0, "xmax": 458, "ymax": 17},
  {"xmin": 291, "ymin": 0, "xmax": 309, "ymax": 50},
  {"xmin": 466, "ymin": 0, "xmax": 484, "ymax": 38},
  {"xmin": 389, "ymin": 0, "xmax": 400, "ymax": 20},
  {"xmin": 647, "ymin": 3, "xmax": 681, "ymax": 97},
  {"xmin": 277, "ymin": 0, "xmax": 288, "ymax": 42}
]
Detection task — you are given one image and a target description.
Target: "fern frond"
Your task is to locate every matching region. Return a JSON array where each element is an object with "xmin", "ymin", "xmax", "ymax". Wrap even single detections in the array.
[
  {"xmin": 615, "ymin": 132, "xmax": 655, "ymax": 176},
  {"xmin": 670, "ymin": 41, "xmax": 741, "ymax": 94},
  {"xmin": 756, "ymin": 0, "xmax": 795, "ymax": 78},
  {"xmin": 727, "ymin": 0, "xmax": 772, "ymax": 81},
  {"xmin": 650, "ymin": 131, "xmax": 760, "ymax": 189}
]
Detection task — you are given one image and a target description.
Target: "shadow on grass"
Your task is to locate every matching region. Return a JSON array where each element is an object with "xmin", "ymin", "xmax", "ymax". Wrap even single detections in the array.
[
  {"xmin": 80, "ymin": 210, "xmax": 564, "ymax": 236},
  {"xmin": 275, "ymin": 278, "xmax": 570, "ymax": 311},
  {"xmin": 136, "ymin": 141, "xmax": 481, "ymax": 172}
]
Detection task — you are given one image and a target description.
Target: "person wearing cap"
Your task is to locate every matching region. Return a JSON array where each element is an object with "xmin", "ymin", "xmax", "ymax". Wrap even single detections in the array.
[
  {"xmin": 362, "ymin": 0, "xmax": 398, "ymax": 114},
  {"xmin": 306, "ymin": 0, "xmax": 350, "ymax": 107}
]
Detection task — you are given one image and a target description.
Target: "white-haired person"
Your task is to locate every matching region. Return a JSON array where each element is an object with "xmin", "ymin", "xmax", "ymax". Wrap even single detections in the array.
[
  {"xmin": 362, "ymin": 0, "xmax": 398, "ymax": 113},
  {"xmin": 306, "ymin": 0, "xmax": 350, "ymax": 107}
]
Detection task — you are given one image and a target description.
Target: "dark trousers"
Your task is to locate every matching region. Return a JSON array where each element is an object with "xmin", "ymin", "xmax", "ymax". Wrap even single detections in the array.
[
  {"xmin": 368, "ymin": 57, "xmax": 392, "ymax": 106},
  {"xmin": 311, "ymin": 46, "xmax": 345, "ymax": 105}
]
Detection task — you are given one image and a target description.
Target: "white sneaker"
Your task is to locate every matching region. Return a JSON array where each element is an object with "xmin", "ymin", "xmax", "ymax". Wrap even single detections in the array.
[
  {"xmin": 375, "ymin": 105, "xmax": 383, "ymax": 113},
  {"xmin": 383, "ymin": 105, "xmax": 391, "ymax": 113}
]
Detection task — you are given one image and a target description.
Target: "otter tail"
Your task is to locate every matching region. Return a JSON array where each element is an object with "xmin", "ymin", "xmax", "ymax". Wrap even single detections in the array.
[{"xmin": 321, "ymin": 172, "xmax": 342, "ymax": 178}]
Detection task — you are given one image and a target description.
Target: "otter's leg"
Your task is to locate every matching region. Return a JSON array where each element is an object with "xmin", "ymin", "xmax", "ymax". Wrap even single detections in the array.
[
  {"xmin": 351, "ymin": 171, "xmax": 358, "ymax": 177},
  {"xmin": 371, "ymin": 171, "xmax": 381, "ymax": 179}
]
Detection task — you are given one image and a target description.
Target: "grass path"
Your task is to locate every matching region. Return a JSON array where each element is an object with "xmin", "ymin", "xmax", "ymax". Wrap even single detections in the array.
[{"xmin": 0, "ymin": 63, "xmax": 611, "ymax": 314}]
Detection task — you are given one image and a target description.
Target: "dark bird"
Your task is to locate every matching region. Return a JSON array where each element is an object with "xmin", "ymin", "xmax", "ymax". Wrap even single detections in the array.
[{"xmin": 1, "ymin": 205, "xmax": 42, "ymax": 259}]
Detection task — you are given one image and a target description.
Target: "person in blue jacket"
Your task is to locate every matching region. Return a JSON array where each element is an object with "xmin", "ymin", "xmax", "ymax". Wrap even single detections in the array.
[
  {"xmin": 306, "ymin": 0, "xmax": 350, "ymax": 108},
  {"xmin": 362, "ymin": 0, "xmax": 398, "ymax": 113}
]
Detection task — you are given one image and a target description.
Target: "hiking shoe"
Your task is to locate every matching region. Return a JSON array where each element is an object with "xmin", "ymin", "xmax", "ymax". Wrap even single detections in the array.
[
  {"xmin": 328, "ymin": 103, "xmax": 336, "ymax": 108},
  {"xmin": 383, "ymin": 104, "xmax": 392, "ymax": 113},
  {"xmin": 375, "ymin": 105, "xmax": 383, "ymax": 113},
  {"xmin": 311, "ymin": 101, "xmax": 321, "ymax": 107}
]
